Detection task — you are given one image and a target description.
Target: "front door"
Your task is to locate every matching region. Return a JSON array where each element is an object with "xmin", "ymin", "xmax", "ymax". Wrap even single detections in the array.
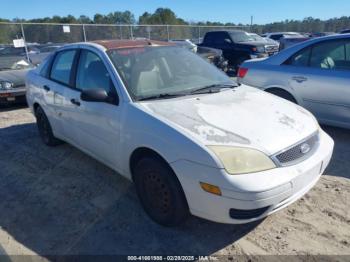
[{"xmin": 63, "ymin": 49, "xmax": 122, "ymax": 170}]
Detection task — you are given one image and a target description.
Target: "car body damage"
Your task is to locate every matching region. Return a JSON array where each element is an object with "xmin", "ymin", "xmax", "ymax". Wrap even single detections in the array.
[{"xmin": 141, "ymin": 85, "xmax": 318, "ymax": 155}]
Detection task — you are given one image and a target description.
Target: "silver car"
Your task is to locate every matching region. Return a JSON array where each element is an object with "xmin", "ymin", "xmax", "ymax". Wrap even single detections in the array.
[{"xmin": 238, "ymin": 34, "xmax": 350, "ymax": 129}]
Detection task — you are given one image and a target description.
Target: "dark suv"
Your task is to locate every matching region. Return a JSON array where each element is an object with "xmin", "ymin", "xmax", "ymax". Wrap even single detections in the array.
[{"xmin": 198, "ymin": 30, "xmax": 269, "ymax": 71}]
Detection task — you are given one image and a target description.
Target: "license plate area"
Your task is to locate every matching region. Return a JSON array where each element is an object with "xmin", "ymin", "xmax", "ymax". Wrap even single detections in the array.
[{"xmin": 7, "ymin": 97, "xmax": 15, "ymax": 101}]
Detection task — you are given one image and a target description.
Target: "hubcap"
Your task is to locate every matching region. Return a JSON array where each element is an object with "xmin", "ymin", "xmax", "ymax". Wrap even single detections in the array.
[{"xmin": 143, "ymin": 171, "xmax": 171, "ymax": 216}]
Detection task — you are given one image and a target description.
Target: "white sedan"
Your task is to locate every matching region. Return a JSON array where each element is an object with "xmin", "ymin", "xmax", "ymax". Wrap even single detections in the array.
[{"xmin": 26, "ymin": 40, "xmax": 334, "ymax": 226}]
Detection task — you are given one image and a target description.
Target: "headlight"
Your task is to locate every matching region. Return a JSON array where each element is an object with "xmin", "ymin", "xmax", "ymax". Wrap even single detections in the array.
[
  {"xmin": 208, "ymin": 146, "xmax": 276, "ymax": 175},
  {"xmin": 256, "ymin": 46, "xmax": 265, "ymax": 53},
  {"xmin": 0, "ymin": 81, "xmax": 13, "ymax": 89}
]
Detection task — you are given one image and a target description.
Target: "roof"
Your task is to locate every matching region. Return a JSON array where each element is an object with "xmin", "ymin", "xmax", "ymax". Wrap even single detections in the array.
[{"xmin": 92, "ymin": 39, "xmax": 174, "ymax": 50}]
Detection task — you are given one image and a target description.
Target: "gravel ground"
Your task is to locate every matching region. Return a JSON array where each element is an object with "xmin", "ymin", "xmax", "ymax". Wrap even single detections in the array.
[{"xmin": 0, "ymin": 105, "xmax": 349, "ymax": 259}]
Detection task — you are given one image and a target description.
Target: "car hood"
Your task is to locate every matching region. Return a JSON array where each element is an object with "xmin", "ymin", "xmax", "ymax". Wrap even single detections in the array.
[
  {"xmin": 0, "ymin": 69, "xmax": 29, "ymax": 87},
  {"xmin": 140, "ymin": 85, "xmax": 318, "ymax": 155}
]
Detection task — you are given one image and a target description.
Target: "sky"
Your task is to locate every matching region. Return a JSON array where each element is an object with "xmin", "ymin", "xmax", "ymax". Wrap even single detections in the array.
[{"xmin": 1, "ymin": 0, "xmax": 350, "ymax": 25}]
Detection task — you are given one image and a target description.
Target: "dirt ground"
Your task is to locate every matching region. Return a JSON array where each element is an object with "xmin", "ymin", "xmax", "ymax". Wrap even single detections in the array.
[{"xmin": 0, "ymin": 105, "xmax": 349, "ymax": 259}]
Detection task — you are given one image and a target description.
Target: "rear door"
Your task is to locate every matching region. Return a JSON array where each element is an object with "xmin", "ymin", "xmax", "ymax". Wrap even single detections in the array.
[
  {"xmin": 286, "ymin": 39, "xmax": 350, "ymax": 126},
  {"xmin": 42, "ymin": 49, "xmax": 78, "ymax": 138}
]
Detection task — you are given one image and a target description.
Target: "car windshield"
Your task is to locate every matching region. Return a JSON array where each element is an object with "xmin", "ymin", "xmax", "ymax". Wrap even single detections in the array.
[
  {"xmin": 229, "ymin": 31, "xmax": 255, "ymax": 42},
  {"xmin": 249, "ymin": 34, "xmax": 265, "ymax": 42},
  {"xmin": 108, "ymin": 46, "xmax": 234, "ymax": 101}
]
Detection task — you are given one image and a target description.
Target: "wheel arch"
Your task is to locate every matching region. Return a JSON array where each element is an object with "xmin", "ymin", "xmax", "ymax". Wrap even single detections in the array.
[
  {"xmin": 129, "ymin": 147, "xmax": 173, "ymax": 182},
  {"xmin": 264, "ymin": 87, "xmax": 299, "ymax": 104},
  {"xmin": 33, "ymin": 102, "xmax": 41, "ymax": 113}
]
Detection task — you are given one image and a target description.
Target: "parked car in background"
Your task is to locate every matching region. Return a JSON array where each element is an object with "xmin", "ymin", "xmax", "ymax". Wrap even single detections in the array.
[
  {"xmin": 311, "ymin": 32, "xmax": 336, "ymax": 38},
  {"xmin": 238, "ymin": 34, "xmax": 350, "ymax": 129},
  {"xmin": 26, "ymin": 39, "xmax": 333, "ymax": 226},
  {"xmin": 0, "ymin": 45, "xmax": 40, "ymax": 57},
  {"xmin": 248, "ymin": 33, "xmax": 280, "ymax": 55},
  {"xmin": 0, "ymin": 59, "xmax": 34, "ymax": 105},
  {"xmin": 263, "ymin": 32, "xmax": 305, "ymax": 42},
  {"xmin": 196, "ymin": 46, "xmax": 229, "ymax": 73},
  {"xmin": 29, "ymin": 44, "xmax": 62, "ymax": 65},
  {"xmin": 339, "ymin": 29, "xmax": 350, "ymax": 34},
  {"xmin": 198, "ymin": 30, "xmax": 270, "ymax": 71},
  {"xmin": 169, "ymin": 39, "xmax": 197, "ymax": 52},
  {"xmin": 279, "ymin": 34, "xmax": 310, "ymax": 50}
]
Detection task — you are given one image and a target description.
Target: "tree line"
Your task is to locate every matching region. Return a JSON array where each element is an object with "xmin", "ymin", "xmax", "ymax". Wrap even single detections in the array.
[{"xmin": 1, "ymin": 8, "xmax": 350, "ymax": 44}]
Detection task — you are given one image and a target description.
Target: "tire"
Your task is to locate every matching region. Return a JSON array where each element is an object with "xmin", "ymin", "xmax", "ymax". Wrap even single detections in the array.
[
  {"xmin": 133, "ymin": 156, "xmax": 189, "ymax": 226},
  {"xmin": 266, "ymin": 89, "xmax": 297, "ymax": 104},
  {"xmin": 35, "ymin": 106, "xmax": 63, "ymax": 146}
]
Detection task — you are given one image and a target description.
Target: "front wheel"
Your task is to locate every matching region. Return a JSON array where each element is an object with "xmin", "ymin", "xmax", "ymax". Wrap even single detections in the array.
[
  {"xmin": 133, "ymin": 156, "xmax": 189, "ymax": 226},
  {"xmin": 35, "ymin": 106, "xmax": 63, "ymax": 146}
]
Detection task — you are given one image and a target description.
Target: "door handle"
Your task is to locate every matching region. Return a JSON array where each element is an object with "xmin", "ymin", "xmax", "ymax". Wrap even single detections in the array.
[
  {"xmin": 292, "ymin": 76, "xmax": 308, "ymax": 83},
  {"xmin": 43, "ymin": 85, "xmax": 50, "ymax": 92},
  {"xmin": 70, "ymin": 98, "xmax": 81, "ymax": 106}
]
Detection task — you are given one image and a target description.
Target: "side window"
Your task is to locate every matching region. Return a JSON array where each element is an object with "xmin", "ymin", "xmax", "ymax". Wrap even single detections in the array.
[
  {"xmin": 39, "ymin": 54, "xmax": 54, "ymax": 77},
  {"xmin": 285, "ymin": 47, "xmax": 311, "ymax": 67},
  {"xmin": 204, "ymin": 33, "xmax": 214, "ymax": 44},
  {"xmin": 213, "ymin": 32, "xmax": 229, "ymax": 44},
  {"xmin": 50, "ymin": 50, "xmax": 76, "ymax": 85},
  {"xmin": 76, "ymin": 50, "xmax": 112, "ymax": 92},
  {"xmin": 346, "ymin": 42, "xmax": 350, "ymax": 61},
  {"xmin": 310, "ymin": 40, "xmax": 348, "ymax": 70}
]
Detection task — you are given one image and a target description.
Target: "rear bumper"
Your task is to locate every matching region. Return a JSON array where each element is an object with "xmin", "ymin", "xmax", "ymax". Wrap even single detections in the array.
[
  {"xmin": 171, "ymin": 129, "xmax": 334, "ymax": 224},
  {"xmin": 0, "ymin": 88, "xmax": 26, "ymax": 103}
]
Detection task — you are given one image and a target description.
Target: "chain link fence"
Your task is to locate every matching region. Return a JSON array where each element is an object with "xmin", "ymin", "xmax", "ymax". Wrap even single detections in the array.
[{"xmin": 0, "ymin": 22, "xmax": 250, "ymax": 65}]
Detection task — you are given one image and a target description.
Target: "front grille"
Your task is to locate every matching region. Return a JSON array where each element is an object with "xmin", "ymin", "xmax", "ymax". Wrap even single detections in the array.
[
  {"xmin": 265, "ymin": 45, "xmax": 279, "ymax": 52},
  {"xmin": 13, "ymin": 84, "xmax": 25, "ymax": 89},
  {"xmin": 274, "ymin": 133, "xmax": 319, "ymax": 166}
]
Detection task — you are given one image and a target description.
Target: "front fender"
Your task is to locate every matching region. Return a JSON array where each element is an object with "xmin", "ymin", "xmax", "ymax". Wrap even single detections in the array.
[{"xmin": 118, "ymin": 104, "xmax": 220, "ymax": 179}]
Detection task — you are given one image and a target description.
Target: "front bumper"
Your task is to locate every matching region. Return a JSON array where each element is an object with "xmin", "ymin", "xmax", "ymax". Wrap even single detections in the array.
[
  {"xmin": 171, "ymin": 129, "xmax": 334, "ymax": 224},
  {"xmin": 250, "ymin": 53, "xmax": 269, "ymax": 59},
  {"xmin": 0, "ymin": 88, "xmax": 26, "ymax": 103}
]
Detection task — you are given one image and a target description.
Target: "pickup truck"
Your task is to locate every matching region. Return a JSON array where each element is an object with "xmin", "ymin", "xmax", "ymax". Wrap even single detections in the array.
[{"xmin": 198, "ymin": 30, "xmax": 271, "ymax": 71}]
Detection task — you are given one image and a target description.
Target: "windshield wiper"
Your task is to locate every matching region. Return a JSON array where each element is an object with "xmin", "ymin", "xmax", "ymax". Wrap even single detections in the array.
[
  {"xmin": 190, "ymin": 84, "xmax": 237, "ymax": 94},
  {"xmin": 138, "ymin": 93, "xmax": 186, "ymax": 101}
]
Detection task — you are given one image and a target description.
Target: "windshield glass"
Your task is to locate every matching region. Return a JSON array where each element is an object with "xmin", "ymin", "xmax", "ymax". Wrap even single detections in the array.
[
  {"xmin": 229, "ymin": 31, "xmax": 255, "ymax": 42},
  {"xmin": 108, "ymin": 46, "xmax": 233, "ymax": 100},
  {"xmin": 249, "ymin": 34, "xmax": 265, "ymax": 42}
]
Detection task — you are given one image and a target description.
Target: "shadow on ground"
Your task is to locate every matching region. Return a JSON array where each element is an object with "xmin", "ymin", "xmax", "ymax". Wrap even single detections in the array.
[
  {"xmin": 0, "ymin": 123, "xmax": 260, "ymax": 256},
  {"xmin": 322, "ymin": 125, "xmax": 350, "ymax": 180},
  {"xmin": 0, "ymin": 102, "xmax": 27, "ymax": 113}
]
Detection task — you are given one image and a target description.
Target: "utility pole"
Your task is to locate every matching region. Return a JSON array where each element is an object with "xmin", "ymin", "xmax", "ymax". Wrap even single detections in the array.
[{"xmin": 250, "ymin": 16, "xmax": 253, "ymax": 32}]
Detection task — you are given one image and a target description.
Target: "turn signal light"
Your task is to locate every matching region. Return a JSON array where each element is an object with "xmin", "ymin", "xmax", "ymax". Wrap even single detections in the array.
[
  {"xmin": 237, "ymin": 67, "xmax": 249, "ymax": 78},
  {"xmin": 200, "ymin": 182, "xmax": 222, "ymax": 196}
]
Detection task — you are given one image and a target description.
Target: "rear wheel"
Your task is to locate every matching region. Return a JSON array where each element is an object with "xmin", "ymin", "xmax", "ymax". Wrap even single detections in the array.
[
  {"xmin": 35, "ymin": 106, "xmax": 63, "ymax": 146},
  {"xmin": 133, "ymin": 156, "xmax": 189, "ymax": 226},
  {"xmin": 266, "ymin": 89, "xmax": 297, "ymax": 104}
]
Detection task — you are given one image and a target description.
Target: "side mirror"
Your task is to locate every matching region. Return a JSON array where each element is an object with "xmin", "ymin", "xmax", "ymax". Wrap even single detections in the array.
[
  {"xmin": 81, "ymin": 88, "xmax": 113, "ymax": 103},
  {"xmin": 224, "ymin": 38, "xmax": 232, "ymax": 44}
]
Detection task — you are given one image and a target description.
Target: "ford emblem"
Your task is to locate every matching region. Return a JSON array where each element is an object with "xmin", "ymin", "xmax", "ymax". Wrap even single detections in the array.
[{"xmin": 300, "ymin": 143, "xmax": 311, "ymax": 154}]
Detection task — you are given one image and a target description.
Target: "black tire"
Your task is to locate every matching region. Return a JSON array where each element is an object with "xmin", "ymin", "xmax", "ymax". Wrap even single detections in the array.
[
  {"xmin": 266, "ymin": 89, "xmax": 297, "ymax": 104},
  {"xmin": 133, "ymin": 156, "xmax": 189, "ymax": 226},
  {"xmin": 35, "ymin": 106, "xmax": 63, "ymax": 146}
]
